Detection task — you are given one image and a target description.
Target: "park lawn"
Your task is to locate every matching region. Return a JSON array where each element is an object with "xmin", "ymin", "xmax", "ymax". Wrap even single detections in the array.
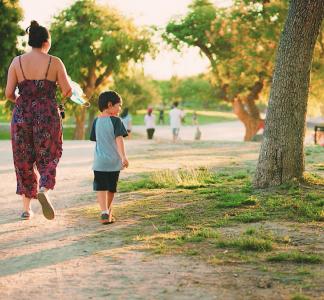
[
  {"xmin": 0, "ymin": 126, "xmax": 75, "ymax": 140},
  {"xmin": 77, "ymin": 145, "xmax": 324, "ymax": 299},
  {"xmin": 132, "ymin": 109, "xmax": 236, "ymax": 126}
]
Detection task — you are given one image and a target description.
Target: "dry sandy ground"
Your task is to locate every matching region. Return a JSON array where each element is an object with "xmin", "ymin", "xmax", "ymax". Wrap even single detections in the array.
[{"xmin": 0, "ymin": 137, "xmax": 320, "ymax": 300}]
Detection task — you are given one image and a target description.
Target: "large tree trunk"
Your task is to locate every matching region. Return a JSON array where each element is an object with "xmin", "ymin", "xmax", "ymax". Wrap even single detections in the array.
[{"xmin": 254, "ymin": 0, "xmax": 324, "ymax": 188}]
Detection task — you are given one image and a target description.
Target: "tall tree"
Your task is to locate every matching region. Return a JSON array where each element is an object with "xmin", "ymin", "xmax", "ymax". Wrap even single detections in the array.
[
  {"xmin": 112, "ymin": 69, "xmax": 161, "ymax": 111},
  {"xmin": 0, "ymin": 0, "xmax": 23, "ymax": 97},
  {"xmin": 50, "ymin": 0, "xmax": 153, "ymax": 139},
  {"xmin": 254, "ymin": 0, "xmax": 324, "ymax": 188},
  {"xmin": 163, "ymin": 0, "xmax": 287, "ymax": 140}
]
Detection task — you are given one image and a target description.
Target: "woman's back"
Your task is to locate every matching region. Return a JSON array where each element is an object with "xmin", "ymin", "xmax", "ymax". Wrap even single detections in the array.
[{"xmin": 15, "ymin": 52, "xmax": 59, "ymax": 83}]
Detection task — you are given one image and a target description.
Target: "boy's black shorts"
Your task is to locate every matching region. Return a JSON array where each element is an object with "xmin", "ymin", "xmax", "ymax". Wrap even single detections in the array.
[{"xmin": 93, "ymin": 171, "xmax": 120, "ymax": 192}]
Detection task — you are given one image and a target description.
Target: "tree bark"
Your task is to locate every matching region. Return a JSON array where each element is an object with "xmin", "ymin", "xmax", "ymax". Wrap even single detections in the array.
[
  {"xmin": 254, "ymin": 0, "xmax": 324, "ymax": 188},
  {"xmin": 73, "ymin": 106, "xmax": 87, "ymax": 140},
  {"xmin": 232, "ymin": 98, "xmax": 262, "ymax": 141},
  {"xmin": 73, "ymin": 66, "xmax": 96, "ymax": 140},
  {"xmin": 232, "ymin": 80, "xmax": 264, "ymax": 141}
]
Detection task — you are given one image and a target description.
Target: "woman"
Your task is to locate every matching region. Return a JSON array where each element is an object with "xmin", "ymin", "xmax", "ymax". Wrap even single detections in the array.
[
  {"xmin": 5, "ymin": 20, "xmax": 72, "ymax": 220},
  {"xmin": 144, "ymin": 107, "xmax": 156, "ymax": 139}
]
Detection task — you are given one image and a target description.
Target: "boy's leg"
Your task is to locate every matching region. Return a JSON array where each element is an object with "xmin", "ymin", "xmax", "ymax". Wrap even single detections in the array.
[
  {"xmin": 97, "ymin": 191, "xmax": 108, "ymax": 211},
  {"xmin": 107, "ymin": 191, "xmax": 115, "ymax": 222}
]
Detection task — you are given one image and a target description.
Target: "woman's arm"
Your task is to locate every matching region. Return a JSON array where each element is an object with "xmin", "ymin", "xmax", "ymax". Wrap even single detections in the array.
[
  {"xmin": 116, "ymin": 136, "xmax": 129, "ymax": 168},
  {"xmin": 56, "ymin": 58, "xmax": 72, "ymax": 98},
  {"xmin": 5, "ymin": 59, "xmax": 18, "ymax": 102}
]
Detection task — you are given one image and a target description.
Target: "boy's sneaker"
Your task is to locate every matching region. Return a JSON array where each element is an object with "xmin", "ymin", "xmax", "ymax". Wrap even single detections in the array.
[
  {"xmin": 101, "ymin": 213, "xmax": 110, "ymax": 224},
  {"xmin": 37, "ymin": 189, "xmax": 55, "ymax": 220},
  {"xmin": 21, "ymin": 210, "xmax": 34, "ymax": 220}
]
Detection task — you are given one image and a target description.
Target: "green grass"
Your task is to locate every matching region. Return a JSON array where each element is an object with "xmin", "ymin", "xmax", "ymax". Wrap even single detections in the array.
[
  {"xmin": 217, "ymin": 236, "xmax": 273, "ymax": 252},
  {"xmin": 267, "ymin": 252, "xmax": 322, "ymax": 264},
  {"xmin": 132, "ymin": 109, "xmax": 236, "ymax": 126},
  {"xmin": 72, "ymin": 146, "xmax": 324, "ymax": 298}
]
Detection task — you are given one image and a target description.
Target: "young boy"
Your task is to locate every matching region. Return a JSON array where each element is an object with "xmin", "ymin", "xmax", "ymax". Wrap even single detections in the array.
[{"xmin": 90, "ymin": 91, "xmax": 129, "ymax": 224}]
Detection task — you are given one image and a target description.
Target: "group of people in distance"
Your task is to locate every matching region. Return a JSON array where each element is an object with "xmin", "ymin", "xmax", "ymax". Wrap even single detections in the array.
[
  {"xmin": 4, "ymin": 20, "xmax": 196, "ymax": 225},
  {"xmin": 121, "ymin": 101, "xmax": 187, "ymax": 142}
]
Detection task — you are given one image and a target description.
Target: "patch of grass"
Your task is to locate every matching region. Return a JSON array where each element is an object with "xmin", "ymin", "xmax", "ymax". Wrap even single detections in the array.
[
  {"xmin": 217, "ymin": 236, "xmax": 273, "ymax": 252},
  {"xmin": 0, "ymin": 127, "xmax": 10, "ymax": 139},
  {"xmin": 290, "ymin": 295, "xmax": 311, "ymax": 300},
  {"xmin": 232, "ymin": 211, "xmax": 266, "ymax": 223},
  {"xmin": 132, "ymin": 109, "xmax": 236, "ymax": 126},
  {"xmin": 267, "ymin": 252, "xmax": 322, "ymax": 264},
  {"xmin": 118, "ymin": 175, "xmax": 166, "ymax": 192},
  {"xmin": 163, "ymin": 210, "xmax": 188, "ymax": 225},
  {"xmin": 180, "ymin": 227, "xmax": 219, "ymax": 243}
]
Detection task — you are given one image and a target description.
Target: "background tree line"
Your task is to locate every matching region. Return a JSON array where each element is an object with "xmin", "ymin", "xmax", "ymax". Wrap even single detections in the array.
[{"xmin": 1, "ymin": 0, "xmax": 323, "ymax": 141}]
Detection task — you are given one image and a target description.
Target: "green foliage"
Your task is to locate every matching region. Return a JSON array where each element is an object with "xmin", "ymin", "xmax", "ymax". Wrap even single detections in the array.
[
  {"xmin": 50, "ymin": 0, "xmax": 153, "ymax": 90},
  {"xmin": 49, "ymin": 0, "xmax": 154, "ymax": 138},
  {"xmin": 155, "ymin": 74, "xmax": 221, "ymax": 108},
  {"xmin": 0, "ymin": 0, "xmax": 23, "ymax": 98},
  {"xmin": 112, "ymin": 69, "xmax": 161, "ymax": 110},
  {"xmin": 163, "ymin": 0, "xmax": 287, "ymax": 100}
]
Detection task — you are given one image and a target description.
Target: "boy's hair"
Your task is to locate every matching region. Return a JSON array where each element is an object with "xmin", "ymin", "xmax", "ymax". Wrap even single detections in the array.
[
  {"xmin": 98, "ymin": 91, "xmax": 121, "ymax": 112},
  {"xmin": 173, "ymin": 101, "xmax": 179, "ymax": 107}
]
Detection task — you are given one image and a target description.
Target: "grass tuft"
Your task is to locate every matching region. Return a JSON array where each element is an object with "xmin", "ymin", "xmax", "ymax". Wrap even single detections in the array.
[{"xmin": 267, "ymin": 252, "xmax": 322, "ymax": 264}]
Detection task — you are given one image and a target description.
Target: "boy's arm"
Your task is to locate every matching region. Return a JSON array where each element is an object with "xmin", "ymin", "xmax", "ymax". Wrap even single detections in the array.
[
  {"xmin": 89, "ymin": 118, "xmax": 97, "ymax": 141},
  {"xmin": 116, "ymin": 136, "xmax": 129, "ymax": 168}
]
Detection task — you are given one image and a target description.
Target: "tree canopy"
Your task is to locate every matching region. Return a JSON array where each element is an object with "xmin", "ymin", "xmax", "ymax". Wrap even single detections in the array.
[
  {"xmin": 163, "ymin": 0, "xmax": 287, "ymax": 140},
  {"xmin": 50, "ymin": 0, "xmax": 154, "ymax": 138},
  {"xmin": 112, "ymin": 69, "xmax": 162, "ymax": 111}
]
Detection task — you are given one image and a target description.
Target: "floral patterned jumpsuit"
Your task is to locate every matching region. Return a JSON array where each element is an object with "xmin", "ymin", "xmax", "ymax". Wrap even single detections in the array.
[{"xmin": 11, "ymin": 56, "xmax": 62, "ymax": 199}]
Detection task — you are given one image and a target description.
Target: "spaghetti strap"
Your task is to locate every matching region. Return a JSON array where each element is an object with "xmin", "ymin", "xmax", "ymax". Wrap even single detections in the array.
[
  {"xmin": 19, "ymin": 56, "xmax": 27, "ymax": 80},
  {"xmin": 45, "ymin": 56, "xmax": 52, "ymax": 79}
]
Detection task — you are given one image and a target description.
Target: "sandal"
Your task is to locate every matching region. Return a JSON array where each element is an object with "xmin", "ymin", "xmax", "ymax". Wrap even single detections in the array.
[
  {"xmin": 21, "ymin": 210, "xmax": 33, "ymax": 220},
  {"xmin": 37, "ymin": 190, "xmax": 55, "ymax": 220}
]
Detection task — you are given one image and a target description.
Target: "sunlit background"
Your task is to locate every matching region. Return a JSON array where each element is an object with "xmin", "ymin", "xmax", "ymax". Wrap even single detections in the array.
[{"xmin": 19, "ymin": 0, "xmax": 233, "ymax": 79}]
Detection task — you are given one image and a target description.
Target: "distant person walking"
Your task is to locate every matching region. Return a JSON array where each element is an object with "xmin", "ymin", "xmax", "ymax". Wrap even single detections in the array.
[
  {"xmin": 144, "ymin": 107, "xmax": 156, "ymax": 139},
  {"xmin": 158, "ymin": 104, "xmax": 165, "ymax": 124},
  {"xmin": 192, "ymin": 111, "xmax": 201, "ymax": 140},
  {"xmin": 120, "ymin": 107, "xmax": 132, "ymax": 138},
  {"xmin": 5, "ymin": 20, "xmax": 72, "ymax": 220},
  {"xmin": 90, "ymin": 91, "xmax": 129, "ymax": 224},
  {"xmin": 169, "ymin": 101, "xmax": 185, "ymax": 142}
]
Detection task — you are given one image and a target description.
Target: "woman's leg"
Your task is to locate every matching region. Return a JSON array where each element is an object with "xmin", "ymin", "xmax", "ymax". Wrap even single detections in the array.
[
  {"xmin": 11, "ymin": 117, "xmax": 38, "ymax": 201},
  {"xmin": 22, "ymin": 195, "xmax": 32, "ymax": 212},
  {"xmin": 34, "ymin": 105, "xmax": 62, "ymax": 191}
]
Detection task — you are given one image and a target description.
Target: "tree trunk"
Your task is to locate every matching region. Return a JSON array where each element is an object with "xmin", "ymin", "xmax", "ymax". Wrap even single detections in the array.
[
  {"xmin": 73, "ymin": 66, "xmax": 96, "ymax": 139},
  {"xmin": 87, "ymin": 109, "xmax": 96, "ymax": 137},
  {"xmin": 254, "ymin": 0, "xmax": 324, "ymax": 188},
  {"xmin": 232, "ymin": 98, "xmax": 261, "ymax": 141},
  {"xmin": 73, "ymin": 106, "xmax": 86, "ymax": 140},
  {"xmin": 232, "ymin": 80, "xmax": 264, "ymax": 141}
]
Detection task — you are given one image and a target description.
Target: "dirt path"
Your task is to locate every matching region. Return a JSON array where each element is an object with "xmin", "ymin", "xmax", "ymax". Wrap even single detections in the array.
[{"xmin": 0, "ymin": 138, "xmax": 318, "ymax": 299}]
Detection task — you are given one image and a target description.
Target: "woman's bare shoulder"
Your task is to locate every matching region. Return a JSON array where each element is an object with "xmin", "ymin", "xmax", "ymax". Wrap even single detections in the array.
[{"xmin": 50, "ymin": 55, "xmax": 63, "ymax": 64}]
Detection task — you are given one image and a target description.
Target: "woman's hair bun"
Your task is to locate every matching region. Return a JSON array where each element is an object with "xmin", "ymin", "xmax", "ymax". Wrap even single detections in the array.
[
  {"xmin": 30, "ymin": 20, "xmax": 39, "ymax": 27},
  {"xmin": 26, "ymin": 20, "xmax": 50, "ymax": 48}
]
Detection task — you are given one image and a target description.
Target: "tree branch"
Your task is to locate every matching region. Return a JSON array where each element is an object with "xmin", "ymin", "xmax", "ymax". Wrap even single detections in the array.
[{"xmin": 95, "ymin": 66, "xmax": 113, "ymax": 87}]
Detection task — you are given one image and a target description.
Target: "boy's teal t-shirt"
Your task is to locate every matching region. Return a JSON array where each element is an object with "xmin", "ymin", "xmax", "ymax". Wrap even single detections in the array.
[{"xmin": 90, "ymin": 116, "xmax": 128, "ymax": 172}]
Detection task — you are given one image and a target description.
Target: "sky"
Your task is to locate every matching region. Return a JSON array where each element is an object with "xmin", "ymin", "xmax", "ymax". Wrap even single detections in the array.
[{"xmin": 19, "ymin": 0, "xmax": 232, "ymax": 80}]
